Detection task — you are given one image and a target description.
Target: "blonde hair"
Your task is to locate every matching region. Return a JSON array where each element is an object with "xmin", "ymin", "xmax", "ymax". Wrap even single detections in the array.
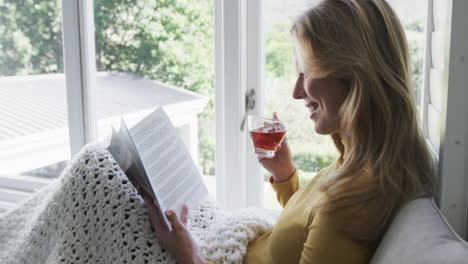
[{"xmin": 291, "ymin": 0, "xmax": 434, "ymax": 244}]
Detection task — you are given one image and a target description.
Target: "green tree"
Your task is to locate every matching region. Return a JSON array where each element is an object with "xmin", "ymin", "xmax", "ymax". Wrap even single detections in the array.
[
  {"xmin": 14, "ymin": 0, "xmax": 63, "ymax": 73},
  {"xmin": 93, "ymin": 0, "xmax": 216, "ymax": 174},
  {"xmin": 0, "ymin": 1, "xmax": 32, "ymax": 75},
  {"xmin": 0, "ymin": 0, "xmax": 63, "ymax": 75},
  {"xmin": 265, "ymin": 23, "xmax": 294, "ymax": 78},
  {"xmin": 94, "ymin": 0, "xmax": 214, "ymax": 96}
]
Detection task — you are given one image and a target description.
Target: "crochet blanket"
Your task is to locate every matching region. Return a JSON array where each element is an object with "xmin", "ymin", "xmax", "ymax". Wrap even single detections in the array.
[{"xmin": 0, "ymin": 144, "xmax": 274, "ymax": 264}]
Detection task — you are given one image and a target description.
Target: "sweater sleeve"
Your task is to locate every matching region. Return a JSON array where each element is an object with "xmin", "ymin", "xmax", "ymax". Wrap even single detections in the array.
[
  {"xmin": 299, "ymin": 212, "xmax": 370, "ymax": 264},
  {"xmin": 270, "ymin": 170, "xmax": 300, "ymax": 208}
]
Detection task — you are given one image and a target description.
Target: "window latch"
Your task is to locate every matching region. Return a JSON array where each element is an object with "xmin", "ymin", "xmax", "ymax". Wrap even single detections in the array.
[{"xmin": 240, "ymin": 89, "xmax": 256, "ymax": 131}]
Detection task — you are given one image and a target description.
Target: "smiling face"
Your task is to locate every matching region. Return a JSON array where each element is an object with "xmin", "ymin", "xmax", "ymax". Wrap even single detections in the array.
[{"xmin": 292, "ymin": 73, "xmax": 350, "ymax": 135}]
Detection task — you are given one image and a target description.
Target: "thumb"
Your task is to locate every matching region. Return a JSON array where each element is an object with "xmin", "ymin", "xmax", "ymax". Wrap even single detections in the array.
[
  {"xmin": 273, "ymin": 112, "xmax": 278, "ymax": 120},
  {"xmin": 165, "ymin": 210, "xmax": 184, "ymax": 231}
]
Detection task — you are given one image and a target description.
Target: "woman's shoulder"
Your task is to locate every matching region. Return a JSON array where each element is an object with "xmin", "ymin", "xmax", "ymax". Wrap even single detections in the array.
[
  {"xmin": 301, "ymin": 160, "xmax": 342, "ymax": 191},
  {"xmin": 314, "ymin": 159, "xmax": 342, "ymax": 179},
  {"xmin": 316, "ymin": 166, "xmax": 395, "ymax": 242}
]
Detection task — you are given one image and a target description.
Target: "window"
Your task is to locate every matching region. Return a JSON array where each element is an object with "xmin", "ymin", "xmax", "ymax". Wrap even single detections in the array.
[
  {"xmin": 92, "ymin": 0, "xmax": 216, "ymax": 198},
  {"xmin": 261, "ymin": 0, "xmax": 429, "ymax": 209},
  {"xmin": 0, "ymin": 0, "xmax": 70, "ymax": 179},
  {"xmin": 0, "ymin": 0, "xmax": 216, "ymax": 214},
  {"xmin": 262, "ymin": 0, "xmax": 338, "ymax": 209},
  {"xmin": 213, "ymin": 0, "xmax": 430, "ymax": 210},
  {"xmin": 0, "ymin": 0, "xmax": 70, "ymax": 213},
  {"xmin": 386, "ymin": 0, "xmax": 428, "ymax": 116}
]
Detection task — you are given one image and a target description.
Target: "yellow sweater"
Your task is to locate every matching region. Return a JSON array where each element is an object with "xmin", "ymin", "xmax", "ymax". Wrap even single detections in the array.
[{"xmin": 243, "ymin": 162, "xmax": 377, "ymax": 264}]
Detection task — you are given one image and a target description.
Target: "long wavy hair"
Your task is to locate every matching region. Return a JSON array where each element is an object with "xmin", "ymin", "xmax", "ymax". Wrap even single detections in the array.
[{"xmin": 291, "ymin": 0, "xmax": 434, "ymax": 245}]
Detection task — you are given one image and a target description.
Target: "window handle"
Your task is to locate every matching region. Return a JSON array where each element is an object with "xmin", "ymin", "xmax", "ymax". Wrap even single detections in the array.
[{"xmin": 240, "ymin": 89, "xmax": 256, "ymax": 131}]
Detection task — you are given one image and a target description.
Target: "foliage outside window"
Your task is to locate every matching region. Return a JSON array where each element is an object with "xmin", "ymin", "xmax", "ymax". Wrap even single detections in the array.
[{"xmin": 0, "ymin": 0, "xmax": 215, "ymax": 176}]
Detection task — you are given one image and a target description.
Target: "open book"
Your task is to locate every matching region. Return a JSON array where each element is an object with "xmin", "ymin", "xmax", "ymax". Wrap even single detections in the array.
[{"xmin": 107, "ymin": 107, "xmax": 208, "ymax": 231}]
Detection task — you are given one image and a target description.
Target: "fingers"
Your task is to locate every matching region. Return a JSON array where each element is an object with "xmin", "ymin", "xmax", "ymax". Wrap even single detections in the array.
[
  {"xmin": 180, "ymin": 205, "xmax": 189, "ymax": 226},
  {"xmin": 273, "ymin": 112, "xmax": 278, "ymax": 120},
  {"xmin": 280, "ymin": 136, "xmax": 289, "ymax": 147},
  {"xmin": 165, "ymin": 210, "xmax": 184, "ymax": 231},
  {"xmin": 257, "ymin": 153, "xmax": 271, "ymax": 161}
]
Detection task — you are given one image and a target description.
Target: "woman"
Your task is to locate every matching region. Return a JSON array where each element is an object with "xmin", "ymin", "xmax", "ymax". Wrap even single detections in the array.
[{"xmin": 145, "ymin": 0, "xmax": 435, "ymax": 263}]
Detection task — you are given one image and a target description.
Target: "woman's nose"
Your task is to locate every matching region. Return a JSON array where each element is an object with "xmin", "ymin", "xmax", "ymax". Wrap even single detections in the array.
[{"xmin": 292, "ymin": 76, "xmax": 306, "ymax": 99}]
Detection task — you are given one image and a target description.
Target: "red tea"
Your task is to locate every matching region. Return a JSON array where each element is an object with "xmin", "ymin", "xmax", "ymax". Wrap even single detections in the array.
[{"xmin": 249, "ymin": 126, "xmax": 286, "ymax": 151}]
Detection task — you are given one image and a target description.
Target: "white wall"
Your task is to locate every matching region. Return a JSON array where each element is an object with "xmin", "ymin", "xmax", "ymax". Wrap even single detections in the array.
[{"xmin": 436, "ymin": 0, "xmax": 468, "ymax": 239}]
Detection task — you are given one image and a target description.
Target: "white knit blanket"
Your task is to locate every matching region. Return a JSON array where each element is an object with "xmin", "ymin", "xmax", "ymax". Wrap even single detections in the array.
[{"xmin": 0, "ymin": 144, "xmax": 274, "ymax": 264}]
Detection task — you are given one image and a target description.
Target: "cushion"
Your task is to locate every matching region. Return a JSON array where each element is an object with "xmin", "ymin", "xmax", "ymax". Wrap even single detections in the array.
[{"xmin": 371, "ymin": 198, "xmax": 468, "ymax": 264}]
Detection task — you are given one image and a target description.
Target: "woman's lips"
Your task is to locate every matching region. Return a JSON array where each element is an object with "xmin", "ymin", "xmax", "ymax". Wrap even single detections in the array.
[{"xmin": 306, "ymin": 102, "xmax": 319, "ymax": 119}]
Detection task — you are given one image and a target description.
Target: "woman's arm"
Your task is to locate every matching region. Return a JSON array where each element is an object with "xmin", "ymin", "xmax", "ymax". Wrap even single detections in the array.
[
  {"xmin": 257, "ymin": 113, "xmax": 298, "ymax": 207},
  {"xmin": 270, "ymin": 169, "xmax": 300, "ymax": 207},
  {"xmin": 299, "ymin": 213, "xmax": 370, "ymax": 264},
  {"xmin": 259, "ymin": 136, "xmax": 298, "ymax": 207}
]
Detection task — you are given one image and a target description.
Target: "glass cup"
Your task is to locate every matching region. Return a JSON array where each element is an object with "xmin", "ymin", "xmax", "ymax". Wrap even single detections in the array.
[{"xmin": 247, "ymin": 115, "xmax": 287, "ymax": 158}]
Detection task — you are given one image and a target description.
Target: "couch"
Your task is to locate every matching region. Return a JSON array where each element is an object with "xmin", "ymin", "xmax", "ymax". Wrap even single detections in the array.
[{"xmin": 371, "ymin": 198, "xmax": 468, "ymax": 264}]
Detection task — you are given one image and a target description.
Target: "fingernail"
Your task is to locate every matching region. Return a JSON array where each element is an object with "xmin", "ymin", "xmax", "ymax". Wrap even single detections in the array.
[{"xmin": 165, "ymin": 211, "xmax": 173, "ymax": 217}]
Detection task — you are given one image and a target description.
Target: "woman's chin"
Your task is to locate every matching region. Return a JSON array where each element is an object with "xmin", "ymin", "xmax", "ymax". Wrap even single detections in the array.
[
  {"xmin": 314, "ymin": 128, "xmax": 328, "ymax": 135},
  {"xmin": 313, "ymin": 123, "xmax": 325, "ymax": 135},
  {"xmin": 313, "ymin": 122, "xmax": 334, "ymax": 135}
]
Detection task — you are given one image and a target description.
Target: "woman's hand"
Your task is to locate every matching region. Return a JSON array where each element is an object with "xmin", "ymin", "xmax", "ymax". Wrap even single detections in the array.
[
  {"xmin": 257, "ymin": 112, "xmax": 296, "ymax": 183},
  {"xmin": 144, "ymin": 198, "xmax": 207, "ymax": 264}
]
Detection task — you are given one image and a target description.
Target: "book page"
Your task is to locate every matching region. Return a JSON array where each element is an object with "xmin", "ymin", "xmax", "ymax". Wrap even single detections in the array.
[
  {"xmin": 129, "ymin": 107, "xmax": 208, "ymax": 229},
  {"xmin": 108, "ymin": 125, "xmax": 155, "ymax": 201},
  {"xmin": 117, "ymin": 120, "xmax": 157, "ymax": 202},
  {"xmin": 107, "ymin": 127, "xmax": 133, "ymax": 172}
]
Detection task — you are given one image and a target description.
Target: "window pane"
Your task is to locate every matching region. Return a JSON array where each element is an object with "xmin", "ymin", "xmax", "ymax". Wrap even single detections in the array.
[
  {"xmin": 262, "ymin": 0, "xmax": 427, "ymax": 210},
  {"xmin": 386, "ymin": 0, "xmax": 428, "ymax": 115},
  {"xmin": 0, "ymin": 0, "xmax": 70, "ymax": 188},
  {"xmin": 263, "ymin": 0, "xmax": 337, "ymax": 210},
  {"xmin": 93, "ymin": 0, "xmax": 216, "ymax": 197}
]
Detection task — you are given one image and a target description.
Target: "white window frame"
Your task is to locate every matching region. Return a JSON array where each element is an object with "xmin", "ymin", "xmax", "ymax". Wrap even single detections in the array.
[
  {"xmin": 437, "ymin": 0, "xmax": 468, "ymax": 239},
  {"xmin": 421, "ymin": 0, "xmax": 468, "ymax": 239},
  {"xmin": 245, "ymin": 0, "xmax": 265, "ymax": 208},
  {"xmin": 61, "ymin": 0, "xmax": 266, "ymax": 212},
  {"xmin": 62, "ymin": 0, "xmax": 98, "ymax": 155},
  {"xmin": 215, "ymin": 0, "xmax": 247, "ymax": 209},
  {"xmin": 215, "ymin": 0, "xmax": 264, "ymax": 210},
  {"xmin": 60, "ymin": 0, "xmax": 259, "ymax": 210}
]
